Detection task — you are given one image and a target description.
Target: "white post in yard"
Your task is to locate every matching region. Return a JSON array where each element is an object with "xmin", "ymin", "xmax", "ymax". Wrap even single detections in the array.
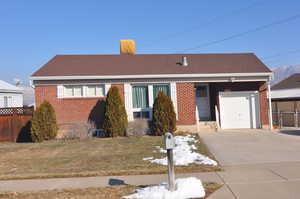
[
  {"xmin": 164, "ymin": 132, "xmax": 175, "ymax": 191},
  {"xmin": 267, "ymin": 81, "xmax": 273, "ymax": 130}
]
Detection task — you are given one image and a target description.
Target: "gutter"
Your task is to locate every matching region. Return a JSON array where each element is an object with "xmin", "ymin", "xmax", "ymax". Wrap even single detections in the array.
[{"xmin": 30, "ymin": 72, "xmax": 273, "ymax": 81}]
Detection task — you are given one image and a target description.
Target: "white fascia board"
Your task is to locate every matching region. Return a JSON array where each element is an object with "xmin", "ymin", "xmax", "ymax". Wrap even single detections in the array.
[
  {"xmin": 271, "ymin": 88, "xmax": 300, "ymax": 99},
  {"xmin": 30, "ymin": 72, "xmax": 272, "ymax": 81},
  {"xmin": 271, "ymin": 87, "xmax": 300, "ymax": 92},
  {"xmin": 0, "ymin": 89, "xmax": 23, "ymax": 93}
]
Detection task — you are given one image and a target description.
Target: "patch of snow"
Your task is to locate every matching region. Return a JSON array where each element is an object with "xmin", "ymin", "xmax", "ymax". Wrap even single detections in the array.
[
  {"xmin": 144, "ymin": 135, "xmax": 217, "ymax": 166},
  {"xmin": 123, "ymin": 177, "xmax": 205, "ymax": 199},
  {"xmin": 143, "ymin": 157, "xmax": 154, "ymax": 161}
]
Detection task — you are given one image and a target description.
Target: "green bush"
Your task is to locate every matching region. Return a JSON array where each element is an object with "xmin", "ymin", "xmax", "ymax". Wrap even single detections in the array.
[
  {"xmin": 31, "ymin": 101, "xmax": 58, "ymax": 142},
  {"xmin": 103, "ymin": 86, "xmax": 128, "ymax": 137},
  {"xmin": 152, "ymin": 91, "xmax": 176, "ymax": 136}
]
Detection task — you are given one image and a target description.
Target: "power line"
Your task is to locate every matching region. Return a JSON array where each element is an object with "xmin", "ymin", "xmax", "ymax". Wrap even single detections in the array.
[
  {"xmin": 144, "ymin": 0, "xmax": 264, "ymax": 46},
  {"xmin": 177, "ymin": 13, "xmax": 300, "ymax": 53}
]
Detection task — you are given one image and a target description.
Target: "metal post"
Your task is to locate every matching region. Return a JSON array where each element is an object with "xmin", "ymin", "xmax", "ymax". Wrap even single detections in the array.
[
  {"xmin": 164, "ymin": 132, "xmax": 175, "ymax": 191},
  {"xmin": 277, "ymin": 111, "xmax": 280, "ymax": 128},
  {"xmin": 267, "ymin": 82, "xmax": 273, "ymax": 130},
  {"xmin": 167, "ymin": 149, "xmax": 175, "ymax": 191},
  {"xmin": 280, "ymin": 111, "xmax": 283, "ymax": 128},
  {"xmin": 295, "ymin": 109, "xmax": 299, "ymax": 128}
]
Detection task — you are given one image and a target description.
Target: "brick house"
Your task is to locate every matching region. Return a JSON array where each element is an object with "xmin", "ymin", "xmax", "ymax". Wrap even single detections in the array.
[{"xmin": 31, "ymin": 53, "xmax": 273, "ymax": 132}]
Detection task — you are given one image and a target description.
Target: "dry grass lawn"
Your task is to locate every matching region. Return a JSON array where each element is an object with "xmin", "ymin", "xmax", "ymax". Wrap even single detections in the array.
[
  {"xmin": 0, "ymin": 183, "xmax": 222, "ymax": 199},
  {"xmin": 0, "ymin": 135, "xmax": 221, "ymax": 180}
]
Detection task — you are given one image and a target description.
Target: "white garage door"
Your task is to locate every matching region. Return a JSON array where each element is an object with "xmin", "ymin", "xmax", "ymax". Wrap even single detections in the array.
[{"xmin": 219, "ymin": 91, "xmax": 260, "ymax": 129}]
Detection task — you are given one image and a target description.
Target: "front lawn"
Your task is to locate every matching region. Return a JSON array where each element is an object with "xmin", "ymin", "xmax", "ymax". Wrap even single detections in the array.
[
  {"xmin": 0, "ymin": 135, "xmax": 221, "ymax": 180},
  {"xmin": 0, "ymin": 182, "xmax": 222, "ymax": 199}
]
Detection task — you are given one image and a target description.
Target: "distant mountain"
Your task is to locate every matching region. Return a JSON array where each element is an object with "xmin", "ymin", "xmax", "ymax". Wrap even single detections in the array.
[{"xmin": 271, "ymin": 65, "xmax": 300, "ymax": 85}]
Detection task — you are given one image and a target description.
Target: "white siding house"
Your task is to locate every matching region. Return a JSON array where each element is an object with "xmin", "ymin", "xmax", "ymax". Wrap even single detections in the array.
[{"xmin": 0, "ymin": 80, "xmax": 23, "ymax": 108}]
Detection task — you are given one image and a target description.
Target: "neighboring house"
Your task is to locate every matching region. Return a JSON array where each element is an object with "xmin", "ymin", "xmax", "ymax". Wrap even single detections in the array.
[
  {"xmin": 31, "ymin": 53, "xmax": 272, "ymax": 131},
  {"xmin": 271, "ymin": 73, "xmax": 300, "ymax": 110},
  {"xmin": 0, "ymin": 80, "xmax": 23, "ymax": 108},
  {"xmin": 271, "ymin": 73, "xmax": 300, "ymax": 127}
]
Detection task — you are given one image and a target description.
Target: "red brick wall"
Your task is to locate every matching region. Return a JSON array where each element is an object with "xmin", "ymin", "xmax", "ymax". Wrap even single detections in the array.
[
  {"xmin": 259, "ymin": 83, "xmax": 269, "ymax": 126},
  {"xmin": 176, "ymin": 83, "xmax": 196, "ymax": 125},
  {"xmin": 35, "ymin": 84, "xmax": 124, "ymax": 125}
]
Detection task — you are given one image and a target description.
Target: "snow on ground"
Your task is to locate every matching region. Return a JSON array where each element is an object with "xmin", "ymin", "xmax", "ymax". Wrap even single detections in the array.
[
  {"xmin": 123, "ymin": 177, "xmax": 205, "ymax": 199},
  {"xmin": 144, "ymin": 135, "xmax": 217, "ymax": 166}
]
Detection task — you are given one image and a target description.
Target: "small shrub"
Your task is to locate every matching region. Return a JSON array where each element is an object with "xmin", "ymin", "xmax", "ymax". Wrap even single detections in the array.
[
  {"xmin": 127, "ymin": 120, "xmax": 151, "ymax": 136},
  {"xmin": 151, "ymin": 91, "xmax": 176, "ymax": 136},
  {"xmin": 103, "ymin": 86, "xmax": 128, "ymax": 137},
  {"xmin": 58, "ymin": 122, "xmax": 95, "ymax": 141},
  {"xmin": 31, "ymin": 101, "xmax": 58, "ymax": 142}
]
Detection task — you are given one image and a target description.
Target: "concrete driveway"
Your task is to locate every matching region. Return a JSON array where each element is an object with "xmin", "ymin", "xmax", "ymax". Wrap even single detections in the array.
[
  {"xmin": 201, "ymin": 129, "xmax": 300, "ymax": 198},
  {"xmin": 201, "ymin": 129, "xmax": 300, "ymax": 166}
]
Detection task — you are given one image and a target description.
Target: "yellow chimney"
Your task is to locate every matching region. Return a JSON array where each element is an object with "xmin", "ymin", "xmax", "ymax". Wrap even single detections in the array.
[{"xmin": 120, "ymin": 40, "xmax": 136, "ymax": 55}]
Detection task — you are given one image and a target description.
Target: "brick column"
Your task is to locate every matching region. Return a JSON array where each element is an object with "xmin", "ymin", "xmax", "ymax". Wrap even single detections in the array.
[{"xmin": 176, "ymin": 83, "xmax": 196, "ymax": 125}]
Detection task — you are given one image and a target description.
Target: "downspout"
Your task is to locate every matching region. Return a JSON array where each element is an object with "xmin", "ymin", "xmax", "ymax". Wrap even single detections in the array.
[{"xmin": 267, "ymin": 81, "xmax": 273, "ymax": 130}]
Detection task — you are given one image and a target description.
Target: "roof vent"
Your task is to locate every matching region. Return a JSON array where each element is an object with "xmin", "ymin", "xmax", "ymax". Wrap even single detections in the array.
[{"xmin": 182, "ymin": 56, "xmax": 188, "ymax": 67}]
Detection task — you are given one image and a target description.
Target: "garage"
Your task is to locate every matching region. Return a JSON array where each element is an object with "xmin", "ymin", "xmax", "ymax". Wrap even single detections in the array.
[{"xmin": 219, "ymin": 91, "xmax": 260, "ymax": 129}]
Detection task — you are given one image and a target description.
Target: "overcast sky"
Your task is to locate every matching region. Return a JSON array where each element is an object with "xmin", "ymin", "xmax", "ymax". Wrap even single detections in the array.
[{"xmin": 1, "ymin": 0, "xmax": 300, "ymax": 85}]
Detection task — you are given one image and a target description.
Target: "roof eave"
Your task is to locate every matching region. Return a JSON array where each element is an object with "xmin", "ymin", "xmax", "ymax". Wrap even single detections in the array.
[{"xmin": 30, "ymin": 72, "xmax": 273, "ymax": 81}]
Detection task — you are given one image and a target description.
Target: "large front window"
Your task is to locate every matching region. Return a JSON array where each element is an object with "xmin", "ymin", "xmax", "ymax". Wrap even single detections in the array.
[{"xmin": 132, "ymin": 84, "xmax": 170, "ymax": 120}]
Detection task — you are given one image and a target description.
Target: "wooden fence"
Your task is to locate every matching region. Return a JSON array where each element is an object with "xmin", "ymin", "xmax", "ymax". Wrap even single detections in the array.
[{"xmin": 0, "ymin": 107, "xmax": 33, "ymax": 142}]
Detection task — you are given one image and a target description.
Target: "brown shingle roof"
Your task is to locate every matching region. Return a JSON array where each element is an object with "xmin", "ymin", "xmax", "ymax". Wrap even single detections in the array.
[
  {"xmin": 272, "ymin": 73, "xmax": 300, "ymax": 90},
  {"xmin": 32, "ymin": 53, "xmax": 271, "ymax": 77}
]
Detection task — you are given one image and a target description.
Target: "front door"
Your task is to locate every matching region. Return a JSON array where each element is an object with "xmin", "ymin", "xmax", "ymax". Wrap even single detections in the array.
[{"xmin": 196, "ymin": 85, "xmax": 211, "ymax": 121}]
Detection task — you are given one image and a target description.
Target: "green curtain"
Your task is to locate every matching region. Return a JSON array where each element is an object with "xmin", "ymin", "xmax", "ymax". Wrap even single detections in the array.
[
  {"xmin": 153, "ymin": 85, "xmax": 170, "ymax": 100},
  {"xmin": 132, "ymin": 86, "xmax": 149, "ymax": 108}
]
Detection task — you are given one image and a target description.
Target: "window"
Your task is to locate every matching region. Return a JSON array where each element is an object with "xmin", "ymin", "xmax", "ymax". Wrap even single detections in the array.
[
  {"xmin": 3, "ymin": 96, "xmax": 12, "ymax": 107},
  {"xmin": 64, "ymin": 85, "xmax": 83, "ymax": 97},
  {"xmin": 63, "ymin": 85, "xmax": 105, "ymax": 98},
  {"xmin": 133, "ymin": 111, "xmax": 150, "ymax": 119},
  {"xmin": 153, "ymin": 85, "xmax": 170, "ymax": 100},
  {"xmin": 3, "ymin": 96, "xmax": 8, "ymax": 107},
  {"xmin": 131, "ymin": 84, "xmax": 171, "ymax": 120},
  {"xmin": 132, "ymin": 86, "xmax": 149, "ymax": 108},
  {"xmin": 86, "ymin": 85, "xmax": 105, "ymax": 97}
]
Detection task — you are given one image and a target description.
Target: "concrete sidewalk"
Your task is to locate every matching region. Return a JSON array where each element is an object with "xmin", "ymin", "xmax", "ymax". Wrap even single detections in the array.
[
  {"xmin": 1, "ymin": 162, "xmax": 300, "ymax": 198},
  {"xmin": 0, "ymin": 172, "xmax": 222, "ymax": 192}
]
